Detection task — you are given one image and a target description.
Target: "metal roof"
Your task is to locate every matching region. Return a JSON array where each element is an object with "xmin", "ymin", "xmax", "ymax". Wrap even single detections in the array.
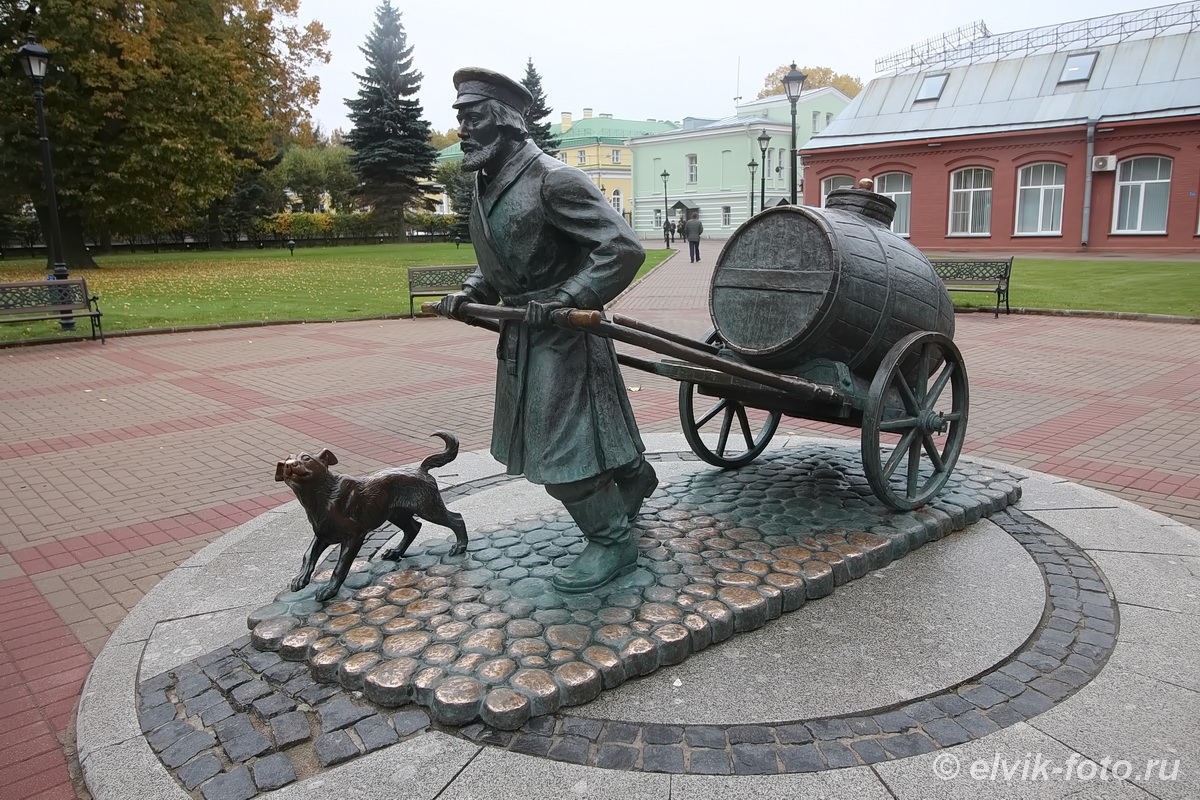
[{"xmin": 803, "ymin": 6, "xmax": 1200, "ymax": 152}]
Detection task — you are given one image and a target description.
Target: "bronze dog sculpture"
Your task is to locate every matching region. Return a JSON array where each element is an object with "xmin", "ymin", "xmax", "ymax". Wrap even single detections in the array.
[{"xmin": 275, "ymin": 431, "xmax": 469, "ymax": 601}]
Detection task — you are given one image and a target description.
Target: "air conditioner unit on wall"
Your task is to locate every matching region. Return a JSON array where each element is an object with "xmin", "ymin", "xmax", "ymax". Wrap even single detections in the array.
[{"xmin": 1092, "ymin": 155, "xmax": 1117, "ymax": 172}]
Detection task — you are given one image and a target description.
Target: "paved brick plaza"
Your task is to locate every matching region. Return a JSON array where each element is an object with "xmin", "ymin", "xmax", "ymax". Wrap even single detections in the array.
[{"xmin": 2, "ymin": 243, "xmax": 1198, "ymax": 797}]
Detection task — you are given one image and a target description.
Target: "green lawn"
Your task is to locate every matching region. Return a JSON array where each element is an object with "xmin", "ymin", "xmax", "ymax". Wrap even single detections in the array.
[
  {"xmin": 0, "ymin": 243, "xmax": 671, "ymax": 342},
  {"xmin": 1, "ymin": 249, "xmax": 1195, "ymax": 343}
]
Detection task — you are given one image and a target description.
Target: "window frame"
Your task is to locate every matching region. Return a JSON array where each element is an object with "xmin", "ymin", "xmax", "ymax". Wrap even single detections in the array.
[
  {"xmin": 1014, "ymin": 162, "xmax": 1066, "ymax": 236},
  {"xmin": 874, "ymin": 171, "xmax": 912, "ymax": 237},
  {"xmin": 686, "ymin": 155, "xmax": 698, "ymax": 184},
  {"xmin": 1059, "ymin": 52, "xmax": 1098, "ymax": 84},
  {"xmin": 721, "ymin": 206, "xmax": 732, "ymax": 227},
  {"xmin": 915, "ymin": 73, "xmax": 948, "ymax": 102},
  {"xmin": 576, "ymin": 150, "xmax": 586, "ymax": 165},
  {"xmin": 1112, "ymin": 156, "xmax": 1172, "ymax": 234},
  {"xmin": 820, "ymin": 175, "xmax": 855, "ymax": 207},
  {"xmin": 611, "ymin": 149, "xmax": 621, "ymax": 164},
  {"xmin": 948, "ymin": 167, "xmax": 993, "ymax": 236}
]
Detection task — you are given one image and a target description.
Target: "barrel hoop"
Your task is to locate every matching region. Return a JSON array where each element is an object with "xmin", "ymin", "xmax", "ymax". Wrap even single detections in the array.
[{"xmin": 712, "ymin": 268, "xmax": 832, "ymax": 294}]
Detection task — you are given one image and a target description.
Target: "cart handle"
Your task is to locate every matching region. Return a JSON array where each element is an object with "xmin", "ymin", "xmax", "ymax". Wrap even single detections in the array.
[
  {"xmin": 422, "ymin": 301, "xmax": 844, "ymax": 405},
  {"xmin": 421, "ymin": 300, "xmax": 600, "ymax": 328}
]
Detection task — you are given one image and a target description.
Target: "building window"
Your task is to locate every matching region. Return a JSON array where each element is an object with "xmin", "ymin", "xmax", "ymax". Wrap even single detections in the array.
[
  {"xmin": 611, "ymin": 149, "xmax": 621, "ymax": 164},
  {"xmin": 915, "ymin": 74, "xmax": 948, "ymax": 102},
  {"xmin": 1059, "ymin": 52, "xmax": 1097, "ymax": 84},
  {"xmin": 825, "ymin": 112, "xmax": 833, "ymax": 127},
  {"xmin": 948, "ymin": 168, "xmax": 992, "ymax": 235},
  {"xmin": 654, "ymin": 209, "xmax": 662, "ymax": 228},
  {"xmin": 811, "ymin": 110, "xmax": 821, "ymax": 132},
  {"xmin": 577, "ymin": 150, "xmax": 586, "ymax": 165},
  {"xmin": 558, "ymin": 152, "xmax": 567, "ymax": 162},
  {"xmin": 1114, "ymin": 156, "xmax": 1171, "ymax": 233},
  {"xmin": 1016, "ymin": 163, "xmax": 1065, "ymax": 235},
  {"xmin": 610, "ymin": 189, "xmax": 623, "ymax": 215},
  {"xmin": 875, "ymin": 172, "xmax": 912, "ymax": 236},
  {"xmin": 687, "ymin": 155, "xmax": 698, "ymax": 184},
  {"xmin": 765, "ymin": 149, "xmax": 773, "ymax": 178},
  {"xmin": 820, "ymin": 175, "xmax": 854, "ymax": 206},
  {"xmin": 722, "ymin": 206, "xmax": 732, "ymax": 226}
]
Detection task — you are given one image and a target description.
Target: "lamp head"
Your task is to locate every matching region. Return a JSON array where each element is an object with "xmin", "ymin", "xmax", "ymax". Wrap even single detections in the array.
[
  {"xmin": 783, "ymin": 62, "xmax": 807, "ymax": 103},
  {"xmin": 16, "ymin": 35, "xmax": 49, "ymax": 82},
  {"xmin": 747, "ymin": 159, "xmax": 758, "ymax": 175},
  {"xmin": 757, "ymin": 129, "xmax": 771, "ymax": 152}
]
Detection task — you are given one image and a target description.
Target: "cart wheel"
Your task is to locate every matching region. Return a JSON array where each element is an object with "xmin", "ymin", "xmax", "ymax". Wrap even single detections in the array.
[
  {"xmin": 862, "ymin": 331, "xmax": 969, "ymax": 510},
  {"xmin": 678, "ymin": 330, "xmax": 782, "ymax": 468}
]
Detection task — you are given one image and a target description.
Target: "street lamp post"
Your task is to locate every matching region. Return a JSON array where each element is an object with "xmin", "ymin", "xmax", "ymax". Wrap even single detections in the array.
[
  {"xmin": 660, "ymin": 169, "xmax": 670, "ymax": 229},
  {"xmin": 757, "ymin": 129, "xmax": 771, "ymax": 214},
  {"xmin": 782, "ymin": 62, "xmax": 808, "ymax": 205},
  {"xmin": 17, "ymin": 34, "xmax": 73, "ymax": 330},
  {"xmin": 747, "ymin": 160, "xmax": 758, "ymax": 216}
]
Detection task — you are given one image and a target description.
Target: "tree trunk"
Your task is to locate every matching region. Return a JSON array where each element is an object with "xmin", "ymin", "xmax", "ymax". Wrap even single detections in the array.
[
  {"xmin": 207, "ymin": 207, "xmax": 228, "ymax": 250},
  {"xmin": 36, "ymin": 205, "xmax": 97, "ymax": 269}
]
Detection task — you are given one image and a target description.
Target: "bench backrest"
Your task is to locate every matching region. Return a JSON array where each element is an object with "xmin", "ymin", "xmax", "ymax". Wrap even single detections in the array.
[
  {"xmin": 0, "ymin": 279, "xmax": 92, "ymax": 316},
  {"xmin": 407, "ymin": 265, "xmax": 476, "ymax": 291},
  {"xmin": 930, "ymin": 258, "xmax": 1012, "ymax": 283}
]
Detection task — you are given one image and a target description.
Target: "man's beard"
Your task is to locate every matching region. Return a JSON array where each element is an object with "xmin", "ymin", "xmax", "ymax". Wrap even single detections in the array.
[{"xmin": 461, "ymin": 138, "xmax": 504, "ymax": 172}]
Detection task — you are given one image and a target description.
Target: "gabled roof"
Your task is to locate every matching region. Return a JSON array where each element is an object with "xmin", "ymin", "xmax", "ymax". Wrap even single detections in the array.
[{"xmin": 803, "ymin": 4, "xmax": 1200, "ymax": 152}]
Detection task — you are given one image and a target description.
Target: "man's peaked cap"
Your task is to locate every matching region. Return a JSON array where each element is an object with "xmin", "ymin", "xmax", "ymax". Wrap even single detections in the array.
[{"xmin": 452, "ymin": 67, "xmax": 533, "ymax": 114}]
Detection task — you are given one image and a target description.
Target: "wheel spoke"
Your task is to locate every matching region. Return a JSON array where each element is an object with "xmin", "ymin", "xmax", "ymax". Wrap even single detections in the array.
[
  {"xmin": 735, "ymin": 404, "xmax": 755, "ymax": 448},
  {"xmin": 879, "ymin": 415, "xmax": 919, "ymax": 432},
  {"xmin": 920, "ymin": 431, "xmax": 946, "ymax": 472},
  {"xmin": 715, "ymin": 406, "xmax": 735, "ymax": 455},
  {"xmin": 924, "ymin": 361, "xmax": 955, "ymax": 412},
  {"xmin": 915, "ymin": 344, "xmax": 933, "ymax": 404},
  {"xmin": 883, "ymin": 428, "xmax": 918, "ymax": 478},
  {"xmin": 892, "ymin": 373, "xmax": 921, "ymax": 414},
  {"xmin": 906, "ymin": 435, "xmax": 922, "ymax": 496},
  {"xmin": 696, "ymin": 398, "xmax": 728, "ymax": 428}
]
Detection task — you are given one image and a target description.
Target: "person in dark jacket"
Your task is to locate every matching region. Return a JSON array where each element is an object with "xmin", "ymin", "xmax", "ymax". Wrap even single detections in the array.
[
  {"xmin": 662, "ymin": 219, "xmax": 674, "ymax": 246},
  {"xmin": 683, "ymin": 211, "xmax": 703, "ymax": 262},
  {"xmin": 437, "ymin": 67, "xmax": 657, "ymax": 593}
]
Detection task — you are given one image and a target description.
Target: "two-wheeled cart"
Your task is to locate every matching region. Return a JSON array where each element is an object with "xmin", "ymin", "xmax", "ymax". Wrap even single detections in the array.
[{"xmin": 430, "ymin": 187, "xmax": 969, "ymax": 511}]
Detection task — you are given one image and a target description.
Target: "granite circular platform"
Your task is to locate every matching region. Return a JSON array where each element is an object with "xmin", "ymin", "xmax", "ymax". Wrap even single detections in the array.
[{"xmin": 78, "ymin": 435, "xmax": 1200, "ymax": 800}]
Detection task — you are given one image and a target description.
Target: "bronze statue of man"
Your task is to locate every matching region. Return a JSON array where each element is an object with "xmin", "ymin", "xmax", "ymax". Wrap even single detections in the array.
[{"xmin": 437, "ymin": 67, "xmax": 657, "ymax": 593}]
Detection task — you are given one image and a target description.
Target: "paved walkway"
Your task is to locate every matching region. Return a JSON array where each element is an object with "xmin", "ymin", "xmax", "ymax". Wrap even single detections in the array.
[{"xmin": 1, "ymin": 241, "xmax": 1198, "ymax": 797}]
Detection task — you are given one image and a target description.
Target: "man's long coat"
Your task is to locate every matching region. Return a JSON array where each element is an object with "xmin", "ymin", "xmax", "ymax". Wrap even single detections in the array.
[{"xmin": 462, "ymin": 140, "xmax": 646, "ymax": 486}]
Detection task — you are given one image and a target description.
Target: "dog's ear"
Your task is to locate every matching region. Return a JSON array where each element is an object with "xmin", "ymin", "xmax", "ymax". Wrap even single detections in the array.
[
  {"xmin": 318, "ymin": 448, "xmax": 338, "ymax": 466},
  {"xmin": 274, "ymin": 461, "xmax": 286, "ymax": 481}
]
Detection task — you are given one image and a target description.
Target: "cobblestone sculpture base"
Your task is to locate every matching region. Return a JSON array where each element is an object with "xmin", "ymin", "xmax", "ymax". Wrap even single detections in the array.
[{"xmin": 246, "ymin": 445, "xmax": 1020, "ymax": 730}]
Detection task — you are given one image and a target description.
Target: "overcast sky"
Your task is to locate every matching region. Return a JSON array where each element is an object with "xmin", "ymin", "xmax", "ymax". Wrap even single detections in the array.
[{"xmin": 295, "ymin": 0, "xmax": 1157, "ymax": 136}]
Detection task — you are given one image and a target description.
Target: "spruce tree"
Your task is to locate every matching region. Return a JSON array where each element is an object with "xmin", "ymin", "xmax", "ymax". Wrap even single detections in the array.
[
  {"xmin": 344, "ymin": 1, "xmax": 437, "ymax": 230},
  {"xmin": 521, "ymin": 58, "xmax": 559, "ymax": 155}
]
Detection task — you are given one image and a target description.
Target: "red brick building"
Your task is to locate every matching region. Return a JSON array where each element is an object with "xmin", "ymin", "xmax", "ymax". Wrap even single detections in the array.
[{"xmin": 800, "ymin": 5, "xmax": 1200, "ymax": 255}]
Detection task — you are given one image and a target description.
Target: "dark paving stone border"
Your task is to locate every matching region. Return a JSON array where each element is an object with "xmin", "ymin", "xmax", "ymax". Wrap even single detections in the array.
[
  {"xmin": 136, "ymin": 454, "xmax": 1114, "ymax": 795},
  {"xmin": 479, "ymin": 507, "xmax": 1120, "ymax": 774}
]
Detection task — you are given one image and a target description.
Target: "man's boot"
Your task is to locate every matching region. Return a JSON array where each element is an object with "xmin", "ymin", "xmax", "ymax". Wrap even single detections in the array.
[
  {"xmin": 553, "ymin": 480, "xmax": 639, "ymax": 594},
  {"xmin": 613, "ymin": 457, "xmax": 658, "ymax": 522}
]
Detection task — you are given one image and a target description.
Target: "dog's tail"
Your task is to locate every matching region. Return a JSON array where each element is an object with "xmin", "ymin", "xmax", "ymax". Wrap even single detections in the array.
[{"xmin": 420, "ymin": 430, "xmax": 460, "ymax": 472}]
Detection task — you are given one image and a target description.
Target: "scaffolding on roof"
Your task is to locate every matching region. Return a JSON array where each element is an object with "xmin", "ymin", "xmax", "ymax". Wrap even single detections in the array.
[{"xmin": 874, "ymin": 1, "xmax": 1200, "ymax": 73}]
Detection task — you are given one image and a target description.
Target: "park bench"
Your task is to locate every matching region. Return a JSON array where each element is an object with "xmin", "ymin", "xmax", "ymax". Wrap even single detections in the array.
[
  {"xmin": 930, "ymin": 257, "xmax": 1013, "ymax": 317},
  {"xmin": 0, "ymin": 278, "xmax": 105, "ymax": 342},
  {"xmin": 407, "ymin": 265, "xmax": 476, "ymax": 318}
]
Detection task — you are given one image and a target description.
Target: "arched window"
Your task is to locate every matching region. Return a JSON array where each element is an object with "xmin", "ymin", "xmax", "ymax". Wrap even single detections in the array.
[
  {"xmin": 1114, "ymin": 156, "xmax": 1171, "ymax": 233},
  {"xmin": 610, "ymin": 189, "xmax": 623, "ymax": 215},
  {"xmin": 821, "ymin": 175, "xmax": 854, "ymax": 206},
  {"xmin": 1016, "ymin": 163, "xmax": 1065, "ymax": 235},
  {"xmin": 949, "ymin": 167, "xmax": 992, "ymax": 235},
  {"xmin": 875, "ymin": 172, "xmax": 912, "ymax": 236}
]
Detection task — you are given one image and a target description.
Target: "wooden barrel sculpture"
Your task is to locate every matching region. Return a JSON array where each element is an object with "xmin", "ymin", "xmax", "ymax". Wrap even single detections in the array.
[{"xmin": 710, "ymin": 188, "xmax": 954, "ymax": 379}]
